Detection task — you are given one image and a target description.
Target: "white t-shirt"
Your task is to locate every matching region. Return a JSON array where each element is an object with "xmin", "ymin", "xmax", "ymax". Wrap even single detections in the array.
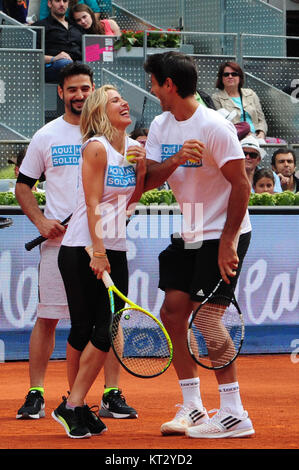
[
  {"xmin": 62, "ymin": 135, "xmax": 138, "ymax": 251},
  {"xmin": 146, "ymin": 105, "xmax": 252, "ymax": 242},
  {"xmin": 19, "ymin": 116, "xmax": 82, "ymax": 246}
]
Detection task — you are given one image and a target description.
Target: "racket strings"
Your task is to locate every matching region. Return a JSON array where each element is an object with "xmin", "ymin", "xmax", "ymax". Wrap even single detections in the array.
[
  {"xmin": 190, "ymin": 300, "xmax": 243, "ymax": 368},
  {"xmin": 111, "ymin": 307, "xmax": 172, "ymax": 378}
]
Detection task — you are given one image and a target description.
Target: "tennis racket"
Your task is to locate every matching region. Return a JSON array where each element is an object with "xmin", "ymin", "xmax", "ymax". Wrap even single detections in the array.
[
  {"xmin": 0, "ymin": 217, "xmax": 13, "ymax": 229},
  {"xmin": 187, "ymin": 280, "xmax": 245, "ymax": 370},
  {"xmin": 85, "ymin": 246, "xmax": 173, "ymax": 378},
  {"xmin": 25, "ymin": 214, "xmax": 72, "ymax": 251}
]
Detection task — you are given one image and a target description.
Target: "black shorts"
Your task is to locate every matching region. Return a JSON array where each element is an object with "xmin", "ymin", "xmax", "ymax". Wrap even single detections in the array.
[
  {"xmin": 158, "ymin": 231, "xmax": 251, "ymax": 301},
  {"xmin": 58, "ymin": 246, "xmax": 128, "ymax": 352}
]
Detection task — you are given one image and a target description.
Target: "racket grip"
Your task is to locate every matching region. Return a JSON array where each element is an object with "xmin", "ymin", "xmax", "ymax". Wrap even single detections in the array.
[
  {"xmin": 102, "ymin": 270, "xmax": 114, "ymax": 288},
  {"xmin": 25, "ymin": 214, "xmax": 72, "ymax": 252},
  {"xmin": 25, "ymin": 235, "xmax": 47, "ymax": 251}
]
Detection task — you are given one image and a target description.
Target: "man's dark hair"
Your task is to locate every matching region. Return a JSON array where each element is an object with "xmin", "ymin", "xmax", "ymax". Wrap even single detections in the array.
[
  {"xmin": 144, "ymin": 51, "xmax": 198, "ymax": 98},
  {"xmin": 58, "ymin": 62, "xmax": 94, "ymax": 88},
  {"xmin": 271, "ymin": 148, "xmax": 296, "ymax": 167}
]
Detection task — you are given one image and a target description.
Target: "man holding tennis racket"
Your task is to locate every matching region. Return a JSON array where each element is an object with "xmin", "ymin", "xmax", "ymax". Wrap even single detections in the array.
[
  {"xmin": 15, "ymin": 63, "xmax": 137, "ymax": 427},
  {"xmin": 143, "ymin": 52, "xmax": 255, "ymax": 439}
]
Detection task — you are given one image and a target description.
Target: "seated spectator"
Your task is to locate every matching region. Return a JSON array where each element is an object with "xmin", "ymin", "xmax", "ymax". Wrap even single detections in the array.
[
  {"xmin": 33, "ymin": 0, "xmax": 83, "ymax": 83},
  {"xmin": 39, "ymin": 0, "xmax": 101, "ymax": 20},
  {"xmin": 70, "ymin": 3, "xmax": 120, "ymax": 36},
  {"xmin": 8, "ymin": 147, "xmax": 44, "ymax": 191},
  {"xmin": 130, "ymin": 127, "xmax": 148, "ymax": 147},
  {"xmin": 271, "ymin": 148, "xmax": 299, "ymax": 193},
  {"xmin": 241, "ymin": 135, "xmax": 282, "ymax": 193},
  {"xmin": 253, "ymin": 168, "xmax": 275, "ymax": 194},
  {"xmin": 212, "ymin": 61, "xmax": 268, "ymax": 142},
  {"xmin": 195, "ymin": 89, "xmax": 250, "ymax": 140},
  {"xmin": 7, "ymin": 148, "xmax": 26, "ymax": 179},
  {"xmin": 3, "ymin": 0, "xmax": 28, "ymax": 23}
]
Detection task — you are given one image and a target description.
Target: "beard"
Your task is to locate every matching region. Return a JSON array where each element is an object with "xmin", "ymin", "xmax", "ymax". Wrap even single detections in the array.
[
  {"xmin": 70, "ymin": 100, "xmax": 84, "ymax": 115},
  {"xmin": 52, "ymin": 6, "xmax": 67, "ymax": 18}
]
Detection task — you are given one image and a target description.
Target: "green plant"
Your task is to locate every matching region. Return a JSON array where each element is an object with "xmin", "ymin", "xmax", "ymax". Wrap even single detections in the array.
[
  {"xmin": 114, "ymin": 29, "xmax": 181, "ymax": 52},
  {"xmin": 139, "ymin": 189, "xmax": 177, "ymax": 205},
  {"xmin": 1, "ymin": 189, "xmax": 299, "ymax": 207},
  {"xmin": 0, "ymin": 191, "xmax": 46, "ymax": 206},
  {"xmin": 0, "ymin": 166, "xmax": 15, "ymax": 179},
  {"xmin": 248, "ymin": 191, "xmax": 299, "ymax": 206}
]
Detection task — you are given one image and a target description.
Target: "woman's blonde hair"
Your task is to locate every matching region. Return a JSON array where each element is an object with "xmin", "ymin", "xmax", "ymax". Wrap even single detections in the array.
[{"xmin": 80, "ymin": 84, "xmax": 118, "ymax": 143}]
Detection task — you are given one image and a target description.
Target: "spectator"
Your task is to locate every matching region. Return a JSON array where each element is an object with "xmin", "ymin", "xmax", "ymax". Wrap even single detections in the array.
[
  {"xmin": 39, "ymin": 0, "xmax": 101, "ymax": 20},
  {"xmin": 195, "ymin": 89, "xmax": 250, "ymax": 141},
  {"xmin": 7, "ymin": 148, "xmax": 27, "ymax": 179},
  {"xmin": 3, "ymin": 0, "xmax": 28, "ymax": 22},
  {"xmin": 130, "ymin": 128, "xmax": 148, "ymax": 147},
  {"xmin": 212, "ymin": 61, "xmax": 268, "ymax": 142},
  {"xmin": 271, "ymin": 148, "xmax": 299, "ymax": 193},
  {"xmin": 241, "ymin": 135, "xmax": 282, "ymax": 193},
  {"xmin": 195, "ymin": 89, "xmax": 216, "ymax": 110},
  {"xmin": 8, "ymin": 148, "xmax": 44, "ymax": 191},
  {"xmin": 253, "ymin": 168, "xmax": 275, "ymax": 194},
  {"xmin": 33, "ymin": 0, "xmax": 83, "ymax": 83},
  {"xmin": 70, "ymin": 3, "xmax": 120, "ymax": 36}
]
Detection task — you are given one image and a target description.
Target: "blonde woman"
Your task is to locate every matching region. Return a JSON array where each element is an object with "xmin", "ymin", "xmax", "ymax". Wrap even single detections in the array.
[{"xmin": 52, "ymin": 85, "xmax": 146, "ymax": 439}]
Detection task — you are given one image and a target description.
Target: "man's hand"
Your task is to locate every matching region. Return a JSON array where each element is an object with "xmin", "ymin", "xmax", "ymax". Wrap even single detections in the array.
[
  {"xmin": 277, "ymin": 173, "xmax": 290, "ymax": 190},
  {"xmin": 36, "ymin": 218, "xmax": 67, "ymax": 239},
  {"xmin": 218, "ymin": 237, "xmax": 239, "ymax": 284},
  {"xmin": 173, "ymin": 139, "xmax": 205, "ymax": 166},
  {"xmin": 53, "ymin": 51, "xmax": 72, "ymax": 62}
]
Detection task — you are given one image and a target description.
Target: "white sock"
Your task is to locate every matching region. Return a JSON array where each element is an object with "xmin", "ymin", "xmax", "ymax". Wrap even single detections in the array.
[
  {"xmin": 218, "ymin": 382, "xmax": 244, "ymax": 416},
  {"xmin": 179, "ymin": 377, "xmax": 203, "ymax": 409}
]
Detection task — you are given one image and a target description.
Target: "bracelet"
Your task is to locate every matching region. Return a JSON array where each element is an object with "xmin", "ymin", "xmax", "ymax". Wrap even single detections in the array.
[{"xmin": 93, "ymin": 251, "xmax": 107, "ymax": 258}]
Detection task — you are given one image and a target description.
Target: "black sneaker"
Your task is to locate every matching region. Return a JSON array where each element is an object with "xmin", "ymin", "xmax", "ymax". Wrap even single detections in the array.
[
  {"xmin": 82, "ymin": 404, "xmax": 107, "ymax": 435},
  {"xmin": 52, "ymin": 398, "xmax": 91, "ymax": 439},
  {"xmin": 99, "ymin": 389, "xmax": 138, "ymax": 419},
  {"xmin": 16, "ymin": 390, "xmax": 45, "ymax": 419}
]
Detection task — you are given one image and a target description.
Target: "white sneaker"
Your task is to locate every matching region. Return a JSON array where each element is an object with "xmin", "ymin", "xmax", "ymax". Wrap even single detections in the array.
[
  {"xmin": 161, "ymin": 403, "xmax": 209, "ymax": 435},
  {"xmin": 186, "ymin": 408, "xmax": 255, "ymax": 439}
]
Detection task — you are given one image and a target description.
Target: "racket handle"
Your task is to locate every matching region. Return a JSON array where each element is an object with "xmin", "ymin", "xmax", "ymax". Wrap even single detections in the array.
[
  {"xmin": 85, "ymin": 248, "xmax": 113, "ymax": 287},
  {"xmin": 102, "ymin": 270, "xmax": 114, "ymax": 288},
  {"xmin": 25, "ymin": 235, "xmax": 47, "ymax": 251},
  {"xmin": 25, "ymin": 214, "xmax": 72, "ymax": 252}
]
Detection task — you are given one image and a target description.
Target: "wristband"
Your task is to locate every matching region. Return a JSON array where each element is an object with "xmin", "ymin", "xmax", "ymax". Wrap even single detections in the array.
[{"xmin": 93, "ymin": 251, "xmax": 107, "ymax": 258}]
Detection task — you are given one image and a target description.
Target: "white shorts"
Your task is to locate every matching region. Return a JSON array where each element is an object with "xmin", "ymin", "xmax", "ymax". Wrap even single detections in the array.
[{"xmin": 37, "ymin": 244, "xmax": 70, "ymax": 320}]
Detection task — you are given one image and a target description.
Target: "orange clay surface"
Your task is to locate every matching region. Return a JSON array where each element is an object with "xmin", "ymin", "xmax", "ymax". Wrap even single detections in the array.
[{"xmin": 0, "ymin": 355, "xmax": 298, "ymax": 452}]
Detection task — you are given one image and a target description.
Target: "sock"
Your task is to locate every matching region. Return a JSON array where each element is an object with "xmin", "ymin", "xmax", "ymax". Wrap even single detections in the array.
[
  {"xmin": 218, "ymin": 382, "xmax": 244, "ymax": 416},
  {"xmin": 179, "ymin": 377, "xmax": 203, "ymax": 409},
  {"xmin": 104, "ymin": 387, "xmax": 118, "ymax": 395},
  {"xmin": 29, "ymin": 387, "xmax": 44, "ymax": 397},
  {"xmin": 65, "ymin": 400, "xmax": 76, "ymax": 410}
]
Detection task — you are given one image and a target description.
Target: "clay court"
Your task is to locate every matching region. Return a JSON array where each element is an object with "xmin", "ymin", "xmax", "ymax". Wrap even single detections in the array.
[{"xmin": 0, "ymin": 354, "xmax": 298, "ymax": 455}]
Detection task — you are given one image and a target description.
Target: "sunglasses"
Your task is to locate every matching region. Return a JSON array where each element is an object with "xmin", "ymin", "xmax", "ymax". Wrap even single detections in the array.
[
  {"xmin": 244, "ymin": 151, "xmax": 259, "ymax": 159},
  {"xmin": 222, "ymin": 72, "xmax": 239, "ymax": 77}
]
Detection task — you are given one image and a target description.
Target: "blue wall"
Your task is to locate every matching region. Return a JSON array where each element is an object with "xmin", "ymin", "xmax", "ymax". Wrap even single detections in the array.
[{"xmin": 0, "ymin": 210, "xmax": 298, "ymax": 360}]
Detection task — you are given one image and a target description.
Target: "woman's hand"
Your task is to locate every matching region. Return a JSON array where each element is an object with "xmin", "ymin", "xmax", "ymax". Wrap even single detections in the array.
[
  {"xmin": 126, "ymin": 145, "xmax": 146, "ymax": 164},
  {"xmin": 90, "ymin": 255, "xmax": 111, "ymax": 280}
]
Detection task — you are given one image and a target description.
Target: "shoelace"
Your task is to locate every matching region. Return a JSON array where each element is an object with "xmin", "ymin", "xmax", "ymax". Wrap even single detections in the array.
[
  {"xmin": 85, "ymin": 404, "xmax": 100, "ymax": 418},
  {"xmin": 109, "ymin": 390, "xmax": 126, "ymax": 404},
  {"xmin": 174, "ymin": 403, "xmax": 197, "ymax": 418},
  {"xmin": 23, "ymin": 391, "xmax": 41, "ymax": 406},
  {"xmin": 207, "ymin": 408, "xmax": 245, "ymax": 422}
]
